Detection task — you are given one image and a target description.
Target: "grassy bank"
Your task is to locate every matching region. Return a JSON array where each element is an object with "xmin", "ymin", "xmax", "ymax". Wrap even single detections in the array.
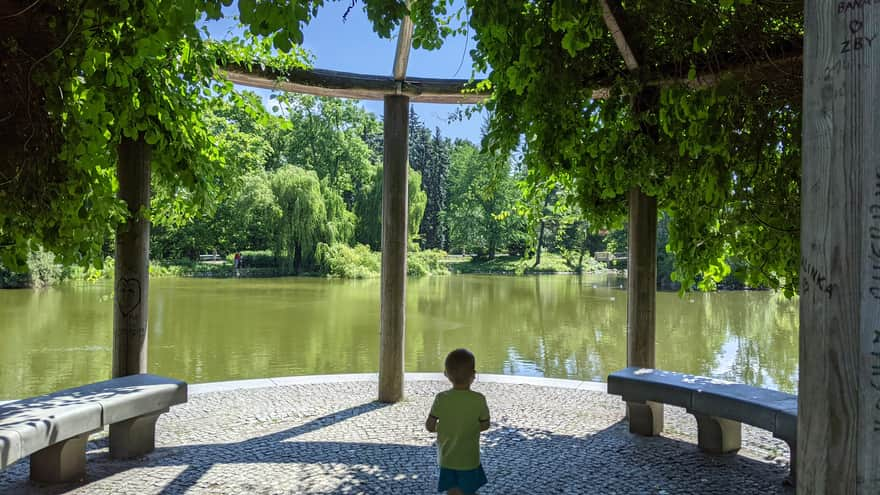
[
  {"xmin": 444, "ymin": 252, "xmax": 606, "ymax": 275},
  {"xmin": 2, "ymin": 247, "xmax": 605, "ymax": 289}
]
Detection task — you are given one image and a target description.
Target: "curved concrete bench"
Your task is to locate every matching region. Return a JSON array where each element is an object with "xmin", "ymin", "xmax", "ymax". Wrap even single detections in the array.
[
  {"xmin": 607, "ymin": 367, "xmax": 796, "ymax": 480},
  {"xmin": 0, "ymin": 374, "xmax": 187, "ymax": 483}
]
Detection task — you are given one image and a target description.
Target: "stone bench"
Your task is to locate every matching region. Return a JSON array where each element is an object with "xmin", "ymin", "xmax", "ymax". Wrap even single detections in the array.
[
  {"xmin": 607, "ymin": 367, "xmax": 796, "ymax": 480},
  {"xmin": 0, "ymin": 374, "xmax": 187, "ymax": 483}
]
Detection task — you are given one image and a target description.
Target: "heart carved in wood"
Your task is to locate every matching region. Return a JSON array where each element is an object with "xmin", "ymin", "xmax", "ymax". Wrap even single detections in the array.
[{"xmin": 117, "ymin": 277, "xmax": 142, "ymax": 317}]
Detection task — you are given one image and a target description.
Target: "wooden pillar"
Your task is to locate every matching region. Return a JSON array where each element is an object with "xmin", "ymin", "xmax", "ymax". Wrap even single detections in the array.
[
  {"xmin": 379, "ymin": 95, "xmax": 409, "ymax": 403},
  {"xmin": 113, "ymin": 137, "xmax": 151, "ymax": 378},
  {"xmin": 800, "ymin": 1, "xmax": 880, "ymax": 493},
  {"xmin": 626, "ymin": 187, "xmax": 662, "ymax": 435}
]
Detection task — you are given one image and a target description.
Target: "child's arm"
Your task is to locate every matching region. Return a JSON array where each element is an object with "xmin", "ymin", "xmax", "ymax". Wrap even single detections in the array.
[
  {"xmin": 425, "ymin": 414, "xmax": 438, "ymax": 433},
  {"xmin": 479, "ymin": 395, "xmax": 491, "ymax": 431}
]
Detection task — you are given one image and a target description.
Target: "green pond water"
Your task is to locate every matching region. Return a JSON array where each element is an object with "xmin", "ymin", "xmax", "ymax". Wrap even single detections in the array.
[{"xmin": 0, "ymin": 273, "xmax": 799, "ymax": 400}]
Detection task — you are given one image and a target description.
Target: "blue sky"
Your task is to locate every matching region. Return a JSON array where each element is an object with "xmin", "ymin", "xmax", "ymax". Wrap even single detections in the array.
[{"xmin": 206, "ymin": 1, "xmax": 487, "ymax": 144}]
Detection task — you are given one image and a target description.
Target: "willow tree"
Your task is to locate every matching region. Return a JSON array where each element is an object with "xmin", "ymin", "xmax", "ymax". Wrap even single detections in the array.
[
  {"xmin": 466, "ymin": 0, "xmax": 802, "ymax": 293},
  {"xmin": 270, "ymin": 165, "xmax": 330, "ymax": 274},
  {"xmin": 354, "ymin": 165, "xmax": 428, "ymax": 250}
]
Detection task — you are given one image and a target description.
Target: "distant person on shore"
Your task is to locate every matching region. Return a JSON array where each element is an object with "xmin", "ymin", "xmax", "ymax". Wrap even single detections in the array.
[
  {"xmin": 425, "ymin": 348, "xmax": 491, "ymax": 494},
  {"xmin": 233, "ymin": 252, "xmax": 242, "ymax": 276}
]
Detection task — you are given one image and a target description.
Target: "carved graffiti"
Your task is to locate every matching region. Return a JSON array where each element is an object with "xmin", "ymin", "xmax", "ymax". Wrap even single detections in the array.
[
  {"xmin": 824, "ymin": 58, "xmax": 872, "ymax": 79},
  {"xmin": 838, "ymin": 0, "xmax": 879, "ymax": 14},
  {"xmin": 841, "ymin": 18, "xmax": 878, "ymax": 54},
  {"xmin": 869, "ymin": 170, "xmax": 880, "ymax": 299},
  {"xmin": 801, "ymin": 257, "xmax": 835, "ymax": 298},
  {"xmin": 873, "ymin": 330, "xmax": 880, "ymax": 433},
  {"xmin": 824, "ymin": 6, "xmax": 877, "ymax": 78},
  {"xmin": 117, "ymin": 277, "xmax": 142, "ymax": 317}
]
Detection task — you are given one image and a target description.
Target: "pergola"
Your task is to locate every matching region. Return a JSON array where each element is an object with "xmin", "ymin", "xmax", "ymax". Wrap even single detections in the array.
[{"xmin": 105, "ymin": 1, "xmax": 879, "ymax": 493}]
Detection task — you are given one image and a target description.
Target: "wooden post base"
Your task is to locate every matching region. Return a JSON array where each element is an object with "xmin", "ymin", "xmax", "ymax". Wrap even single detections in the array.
[
  {"xmin": 693, "ymin": 414, "xmax": 741, "ymax": 454},
  {"xmin": 109, "ymin": 410, "xmax": 165, "ymax": 459},
  {"xmin": 626, "ymin": 401, "xmax": 663, "ymax": 436},
  {"xmin": 30, "ymin": 433, "xmax": 89, "ymax": 483}
]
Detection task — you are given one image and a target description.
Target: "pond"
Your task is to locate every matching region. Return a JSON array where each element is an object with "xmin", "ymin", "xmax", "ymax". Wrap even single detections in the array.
[{"xmin": 0, "ymin": 273, "xmax": 799, "ymax": 399}]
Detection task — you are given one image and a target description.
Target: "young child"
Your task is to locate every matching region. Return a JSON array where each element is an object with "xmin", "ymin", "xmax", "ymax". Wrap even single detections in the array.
[{"xmin": 425, "ymin": 348, "xmax": 491, "ymax": 495}]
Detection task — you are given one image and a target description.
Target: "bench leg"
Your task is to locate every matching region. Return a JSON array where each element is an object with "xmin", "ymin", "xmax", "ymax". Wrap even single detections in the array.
[
  {"xmin": 693, "ymin": 414, "xmax": 741, "ymax": 454},
  {"xmin": 109, "ymin": 410, "xmax": 166, "ymax": 459},
  {"xmin": 30, "ymin": 433, "xmax": 89, "ymax": 483},
  {"xmin": 626, "ymin": 401, "xmax": 664, "ymax": 436},
  {"xmin": 783, "ymin": 440, "xmax": 796, "ymax": 486}
]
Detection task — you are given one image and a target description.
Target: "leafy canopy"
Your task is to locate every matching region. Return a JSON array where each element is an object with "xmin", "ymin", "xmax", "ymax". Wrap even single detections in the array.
[{"xmin": 466, "ymin": 0, "xmax": 802, "ymax": 293}]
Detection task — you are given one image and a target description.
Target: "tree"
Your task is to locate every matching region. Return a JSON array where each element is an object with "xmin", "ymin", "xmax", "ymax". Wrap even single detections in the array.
[
  {"xmin": 150, "ymin": 97, "xmax": 284, "ymax": 258},
  {"xmin": 426, "ymin": 127, "xmax": 451, "ymax": 249},
  {"xmin": 0, "ymin": 1, "xmax": 313, "ymax": 269},
  {"xmin": 269, "ymin": 165, "xmax": 328, "ymax": 274},
  {"xmin": 447, "ymin": 140, "xmax": 521, "ymax": 258},
  {"xmin": 353, "ymin": 165, "xmax": 427, "ymax": 251},
  {"xmin": 407, "ymin": 108, "xmax": 450, "ymax": 249},
  {"xmin": 278, "ymin": 95, "xmax": 376, "ymax": 205}
]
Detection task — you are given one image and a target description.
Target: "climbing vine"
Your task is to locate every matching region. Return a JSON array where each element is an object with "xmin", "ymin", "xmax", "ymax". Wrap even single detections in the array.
[
  {"xmin": 466, "ymin": 0, "xmax": 803, "ymax": 294},
  {"xmin": 0, "ymin": 0, "xmax": 310, "ymax": 269},
  {"xmin": 2, "ymin": 0, "xmax": 804, "ymax": 295}
]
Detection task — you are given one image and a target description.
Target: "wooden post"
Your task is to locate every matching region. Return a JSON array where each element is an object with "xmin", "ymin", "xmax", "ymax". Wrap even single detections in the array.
[
  {"xmin": 626, "ymin": 187, "xmax": 662, "ymax": 435},
  {"xmin": 379, "ymin": 95, "xmax": 409, "ymax": 403},
  {"xmin": 800, "ymin": 1, "xmax": 880, "ymax": 492},
  {"xmin": 113, "ymin": 136, "xmax": 151, "ymax": 378}
]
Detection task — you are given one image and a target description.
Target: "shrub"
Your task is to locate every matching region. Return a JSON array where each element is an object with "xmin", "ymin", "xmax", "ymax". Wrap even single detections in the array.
[
  {"xmin": 27, "ymin": 248, "xmax": 62, "ymax": 288},
  {"xmin": 408, "ymin": 249, "xmax": 449, "ymax": 276},
  {"xmin": 234, "ymin": 250, "xmax": 278, "ymax": 269},
  {"xmin": 149, "ymin": 262, "xmax": 185, "ymax": 278},
  {"xmin": 64, "ymin": 256, "xmax": 114, "ymax": 282},
  {"xmin": 316, "ymin": 243, "xmax": 381, "ymax": 279},
  {"xmin": 0, "ymin": 264, "xmax": 29, "ymax": 288}
]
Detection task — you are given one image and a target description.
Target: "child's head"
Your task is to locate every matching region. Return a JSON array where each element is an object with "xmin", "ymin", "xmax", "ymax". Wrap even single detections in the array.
[{"xmin": 444, "ymin": 348, "xmax": 476, "ymax": 386}]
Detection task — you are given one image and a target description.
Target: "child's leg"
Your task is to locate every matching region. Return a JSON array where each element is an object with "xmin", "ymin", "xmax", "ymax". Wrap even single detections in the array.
[{"xmin": 446, "ymin": 488, "xmax": 464, "ymax": 495}]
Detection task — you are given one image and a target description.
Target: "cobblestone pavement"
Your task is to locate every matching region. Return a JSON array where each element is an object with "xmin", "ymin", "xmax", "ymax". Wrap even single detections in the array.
[{"xmin": 0, "ymin": 379, "xmax": 793, "ymax": 494}]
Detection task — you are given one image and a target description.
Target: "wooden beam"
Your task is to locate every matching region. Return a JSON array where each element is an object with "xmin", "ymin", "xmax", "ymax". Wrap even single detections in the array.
[
  {"xmin": 598, "ymin": 0, "xmax": 639, "ymax": 71},
  {"xmin": 625, "ymin": 187, "xmax": 662, "ymax": 436},
  {"xmin": 113, "ymin": 136, "xmax": 151, "ymax": 378},
  {"xmin": 799, "ymin": 0, "xmax": 880, "ymax": 493},
  {"xmin": 224, "ymin": 67, "xmax": 485, "ymax": 104},
  {"xmin": 222, "ymin": 52, "xmax": 800, "ymax": 106},
  {"xmin": 392, "ymin": 10, "xmax": 414, "ymax": 80},
  {"xmin": 378, "ymin": 94, "xmax": 409, "ymax": 403},
  {"xmin": 598, "ymin": 0, "xmax": 662, "ymax": 437}
]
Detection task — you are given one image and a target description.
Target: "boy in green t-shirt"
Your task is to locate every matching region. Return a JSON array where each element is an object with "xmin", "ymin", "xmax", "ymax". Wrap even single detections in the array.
[{"xmin": 425, "ymin": 348, "xmax": 491, "ymax": 494}]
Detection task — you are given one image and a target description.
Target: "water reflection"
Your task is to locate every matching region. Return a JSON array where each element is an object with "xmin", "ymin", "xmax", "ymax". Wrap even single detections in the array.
[{"xmin": 0, "ymin": 274, "xmax": 799, "ymax": 399}]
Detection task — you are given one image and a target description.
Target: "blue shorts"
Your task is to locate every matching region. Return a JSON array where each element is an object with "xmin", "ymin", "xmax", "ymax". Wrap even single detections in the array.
[{"xmin": 437, "ymin": 465, "xmax": 487, "ymax": 493}]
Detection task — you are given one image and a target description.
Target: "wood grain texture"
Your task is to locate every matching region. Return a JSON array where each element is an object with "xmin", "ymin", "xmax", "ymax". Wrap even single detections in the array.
[
  {"xmin": 224, "ymin": 68, "xmax": 486, "ymax": 104},
  {"xmin": 378, "ymin": 95, "xmax": 409, "ymax": 403},
  {"xmin": 597, "ymin": 0, "xmax": 639, "ymax": 71},
  {"xmin": 392, "ymin": 12, "xmax": 414, "ymax": 81},
  {"xmin": 113, "ymin": 137, "xmax": 151, "ymax": 378},
  {"xmin": 800, "ymin": 1, "xmax": 880, "ymax": 492},
  {"xmin": 626, "ymin": 188, "xmax": 657, "ymax": 368}
]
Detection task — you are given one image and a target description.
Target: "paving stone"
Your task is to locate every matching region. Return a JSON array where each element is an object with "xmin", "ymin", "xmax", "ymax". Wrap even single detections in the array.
[{"xmin": 0, "ymin": 380, "xmax": 793, "ymax": 494}]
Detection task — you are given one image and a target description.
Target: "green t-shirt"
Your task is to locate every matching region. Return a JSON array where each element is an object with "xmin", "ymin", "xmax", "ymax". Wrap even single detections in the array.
[{"xmin": 429, "ymin": 389, "xmax": 490, "ymax": 470}]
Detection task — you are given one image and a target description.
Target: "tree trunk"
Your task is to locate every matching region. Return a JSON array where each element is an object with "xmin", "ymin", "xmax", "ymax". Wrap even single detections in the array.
[
  {"xmin": 578, "ymin": 226, "xmax": 588, "ymax": 273},
  {"xmin": 534, "ymin": 220, "xmax": 545, "ymax": 267},
  {"xmin": 534, "ymin": 188, "xmax": 554, "ymax": 267},
  {"xmin": 294, "ymin": 242, "xmax": 302, "ymax": 275}
]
